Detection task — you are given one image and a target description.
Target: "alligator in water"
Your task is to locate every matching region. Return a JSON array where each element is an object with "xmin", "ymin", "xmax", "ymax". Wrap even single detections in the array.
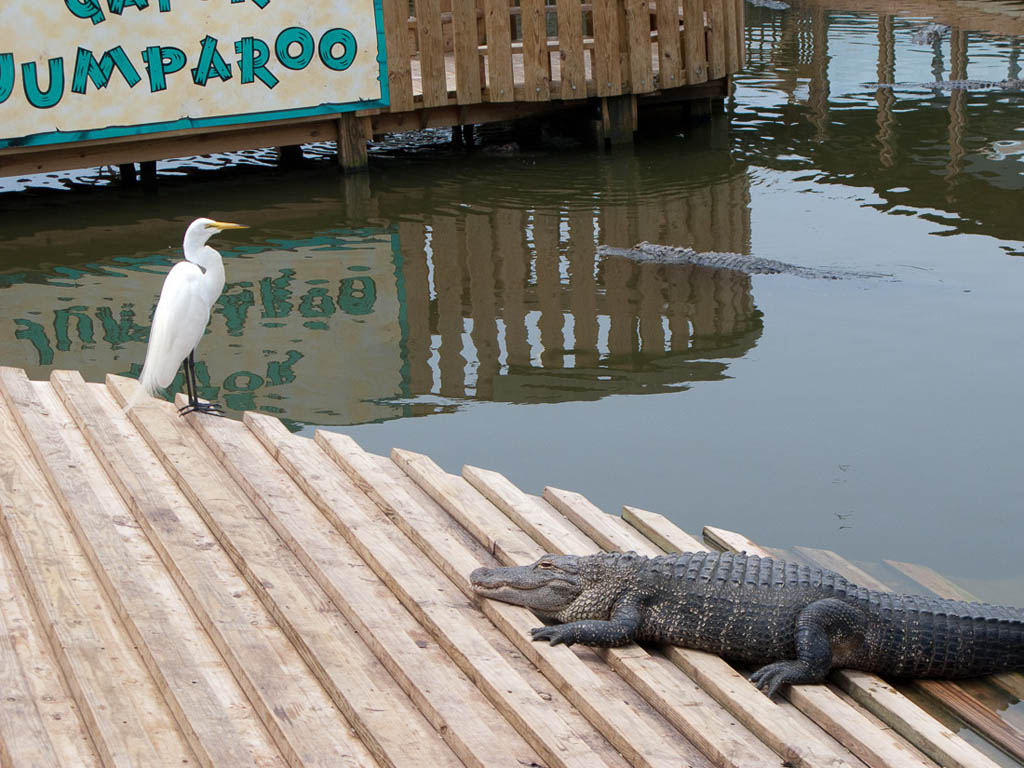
[
  {"xmin": 470, "ymin": 550, "xmax": 1024, "ymax": 697},
  {"xmin": 868, "ymin": 78, "xmax": 1024, "ymax": 92},
  {"xmin": 597, "ymin": 242, "xmax": 887, "ymax": 280}
]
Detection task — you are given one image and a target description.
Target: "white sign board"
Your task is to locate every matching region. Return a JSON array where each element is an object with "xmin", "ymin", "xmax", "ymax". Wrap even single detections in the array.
[{"xmin": 0, "ymin": 0, "xmax": 388, "ymax": 148}]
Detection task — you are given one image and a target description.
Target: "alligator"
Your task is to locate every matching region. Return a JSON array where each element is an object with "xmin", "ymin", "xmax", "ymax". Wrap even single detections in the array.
[
  {"xmin": 868, "ymin": 78, "xmax": 1024, "ymax": 92},
  {"xmin": 597, "ymin": 242, "xmax": 887, "ymax": 280},
  {"xmin": 470, "ymin": 550, "xmax": 1024, "ymax": 697}
]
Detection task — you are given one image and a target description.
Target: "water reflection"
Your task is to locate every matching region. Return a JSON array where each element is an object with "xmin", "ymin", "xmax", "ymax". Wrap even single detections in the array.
[
  {"xmin": 0, "ymin": 155, "xmax": 758, "ymax": 424},
  {"xmin": 740, "ymin": 5, "xmax": 1024, "ymax": 246}
]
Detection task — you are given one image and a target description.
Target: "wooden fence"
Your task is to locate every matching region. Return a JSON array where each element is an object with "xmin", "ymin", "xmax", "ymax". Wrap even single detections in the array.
[{"xmin": 378, "ymin": 0, "xmax": 745, "ymax": 111}]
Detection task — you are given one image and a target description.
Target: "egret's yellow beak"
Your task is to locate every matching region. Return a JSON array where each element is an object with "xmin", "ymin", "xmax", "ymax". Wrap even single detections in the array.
[{"xmin": 211, "ymin": 221, "xmax": 248, "ymax": 230}]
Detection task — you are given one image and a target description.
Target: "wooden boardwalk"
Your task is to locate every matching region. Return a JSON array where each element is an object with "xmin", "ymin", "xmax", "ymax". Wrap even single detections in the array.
[{"xmin": 1, "ymin": 366, "xmax": 1022, "ymax": 767}]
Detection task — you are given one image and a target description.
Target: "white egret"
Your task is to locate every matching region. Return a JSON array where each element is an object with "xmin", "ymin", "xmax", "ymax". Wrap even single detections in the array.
[{"xmin": 125, "ymin": 217, "xmax": 247, "ymax": 415}]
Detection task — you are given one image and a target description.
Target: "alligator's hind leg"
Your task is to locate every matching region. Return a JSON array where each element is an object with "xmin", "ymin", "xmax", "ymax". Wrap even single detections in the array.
[{"xmin": 750, "ymin": 598, "xmax": 868, "ymax": 698}]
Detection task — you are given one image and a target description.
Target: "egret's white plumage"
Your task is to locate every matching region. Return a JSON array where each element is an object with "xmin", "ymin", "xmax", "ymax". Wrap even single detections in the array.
[{"xmin": 125, "ymin": 217, "xmax": 247, "ymax": 413}]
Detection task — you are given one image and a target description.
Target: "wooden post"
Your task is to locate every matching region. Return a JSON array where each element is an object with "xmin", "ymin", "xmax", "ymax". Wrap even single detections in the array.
[
  {"xmin": 601, "ymin": 95, "xmax": 636, "ymax": 145},
  {"xmin": 139, "ymin": 160, "xmax": 157, "ymax": 188},
  {"xmin": 118, "ymin": 163, "xmax": 137, "ymax": 185},
  {"xmin": 336, "ymin": 114, "xmax": 369, "ymax": 173},
  {"xmin": 276, "ymin": 145, "xmax": 304, "ymax": 167}
]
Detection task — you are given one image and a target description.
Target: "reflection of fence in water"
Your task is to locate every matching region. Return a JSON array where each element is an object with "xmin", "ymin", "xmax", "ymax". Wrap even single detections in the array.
[{"xmin": 395, "ymin": 176, "xmax": 759, "ymax": 406}]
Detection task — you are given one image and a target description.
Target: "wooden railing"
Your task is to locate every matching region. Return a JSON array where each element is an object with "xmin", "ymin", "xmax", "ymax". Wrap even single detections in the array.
[{"xmin": 378, "ymin": 0, "xmax": 745, "ymax": 112}]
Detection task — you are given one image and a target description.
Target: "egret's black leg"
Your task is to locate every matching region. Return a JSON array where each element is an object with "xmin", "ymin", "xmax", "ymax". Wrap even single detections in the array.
[{"xmin": 177, "ymin": 352, "xmax": 223, "ymax": 417}]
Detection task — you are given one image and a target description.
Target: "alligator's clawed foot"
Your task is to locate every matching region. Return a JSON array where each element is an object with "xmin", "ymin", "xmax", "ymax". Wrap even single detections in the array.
[
  {"xmin": 178, "ymin": 401, "xmax": 224, "ymax": 417},
  {"xmin": 749, "ymin": 661, "xmax": 801, "ymax": 698},
  {"xmin": 531, "ymin": 625, "xmax": 576, "ymax": 646}
]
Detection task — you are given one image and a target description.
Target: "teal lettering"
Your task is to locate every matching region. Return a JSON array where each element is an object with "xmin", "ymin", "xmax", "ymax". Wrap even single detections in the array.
[
  {"xmin": 231, "ymin": 0, "xmax": 270, "ymax": 7},
  {"xmin": 217, "ymin": 282, "xmax": 254, "ymax": 336},
  {"xmin": 265, "ymin": 350, "xmax": 303, "ymax": 386},
  {"xmin": 234, "ymin": 37, "xmax": 278, "ymax": 88},
  {"xmin": 142, "ymin": 46, "xmax": 186, "ymax": 92},
  {"xmin": 72, "ymin": 46, "xmax": 141, "ymax": 94},
  {"xmin": 191, "ymin": 35, "xmax": 232, "ymax": 85},
  {"xmin": 299, "ymin": 286, "xmax": 335, "ymax": 318},
  {"xmin": 54, "ymin": 306, "xmax": 95, "ymax": 351},
  {"xmin": 260, "ymin": 270, "xmax": 293, "ymax": 318},
  {"xmin": 96, "ymin": 305, "xmax": 147, "ymax": 346},
  {"xmin": 339, "ymin": 277, "xmax": 376, "ymax": 315},
  {"xmin": 0, "ymin": 53, "xmax": 12, "ymax": 104},
  {"xmin": 64, "ymin": 0, "xmax": 105, "ymax": 24},
  {"xmin": 108, "ymin": 0, "xmax": 148, "ymax": 13},
  {"xmin": 14, "ymin": 319, "xmax": 54, "ymax": 365},
  {"xmin": 159, "ymin": 0, "xmax": 170, "ymax": 9},
  {"xmin": 275, "ymin": 27, "xmax": 314, "ymax": 70},
  {"xmin": 318, "ymin": 28, "xmax": 357, "ymax": 71},
  {"xmin": 22, "ymin": 58, "xmax": 64, "ymax": 109}
]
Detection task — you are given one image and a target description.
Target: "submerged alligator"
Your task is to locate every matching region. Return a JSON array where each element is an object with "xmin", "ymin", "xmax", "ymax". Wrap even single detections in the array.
[
  {"xmin": 471, "ymin": 550, "xmax": 1024, "ymax": 697},
  {"xmin": 597, "ymin": 242, "xmax": 887, "ymax": 280},
  {"xmin": 868, "ymin": 78, "xmax": 1024, "ymax": 92}
]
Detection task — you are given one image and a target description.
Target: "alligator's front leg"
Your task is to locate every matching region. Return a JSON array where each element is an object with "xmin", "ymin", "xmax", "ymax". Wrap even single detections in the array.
[
  {"xmin": 750, "ymin": 597, "xmax": 868, "ymax": 698},
  {"xmin": 531, "ymin": 600, "xmax": 641, "ymax": 647}
]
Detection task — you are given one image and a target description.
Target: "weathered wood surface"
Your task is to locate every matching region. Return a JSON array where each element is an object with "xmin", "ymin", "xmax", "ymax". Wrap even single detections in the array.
[{"xmin": 0, "ymin": 366, "xmax": 1019, "ymax": 767}]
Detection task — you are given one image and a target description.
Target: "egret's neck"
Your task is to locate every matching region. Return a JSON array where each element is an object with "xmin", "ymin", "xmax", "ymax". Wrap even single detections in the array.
[{"xmin": 183, "ymin": 229, "xmax": 227, "ymax": 306}]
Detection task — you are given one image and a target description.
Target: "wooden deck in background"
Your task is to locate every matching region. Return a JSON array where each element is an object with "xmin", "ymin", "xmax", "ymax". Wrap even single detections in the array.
[{"xmin": 1, "ymin": 366, "xmax": 1022, "ymax": 767}]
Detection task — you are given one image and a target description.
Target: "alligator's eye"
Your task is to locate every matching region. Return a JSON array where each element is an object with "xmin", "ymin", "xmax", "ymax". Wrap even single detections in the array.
[{"xmin": 536, "ymin": 560, "xmax": 554, "ymax": 569}]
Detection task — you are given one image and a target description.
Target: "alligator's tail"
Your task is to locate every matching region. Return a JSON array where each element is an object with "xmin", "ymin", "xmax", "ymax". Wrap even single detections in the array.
[{"xmin": 879, "ymin": 595, "xmax": 1024, "ymax": 678}]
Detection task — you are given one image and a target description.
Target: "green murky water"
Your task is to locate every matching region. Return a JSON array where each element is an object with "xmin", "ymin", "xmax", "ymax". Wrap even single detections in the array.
[{"xmin": 2, "ymin": 4, "xmax": 1022, "ymax": 605}]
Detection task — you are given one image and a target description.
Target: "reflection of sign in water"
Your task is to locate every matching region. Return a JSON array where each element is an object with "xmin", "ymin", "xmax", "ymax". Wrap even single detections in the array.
[
  {"xmin": 0, "ymin": 0, "xmax": 387, "ymax": 148},
  {"xmin": 3, "ymin": 237, "xmax": 403, "ymax": 423}
]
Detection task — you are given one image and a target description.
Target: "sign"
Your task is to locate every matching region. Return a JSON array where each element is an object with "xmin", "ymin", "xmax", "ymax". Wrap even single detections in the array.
[{"xmin": 0, "ymin": 0, "xmax": 388, "ymax": 148}]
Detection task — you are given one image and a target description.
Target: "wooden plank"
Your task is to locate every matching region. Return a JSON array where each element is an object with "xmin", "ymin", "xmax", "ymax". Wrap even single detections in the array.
[
  {"xmin": 591, "ymin": 0, "xmax": 623, "ymax": 96},
  {"xmin": 382, "ymin": 0, "xmax": 415, "ymax": 111},
  {"xmin": 173, "ymin": 401, "xmax": 545, "ymax": 768},
  {"xmin": 466, "ymin": 472, "xmax": 879, "ymax": 768},
  {"xmin": 521, "ymin": 0, "xmax": 552, "ymax": 100},
  {"xmin": 315, "ymin": 434, "xmax": 696, "ymax": 768},
  {"xmin": 682, "ymin": 0, "xmax": 708, "ymax": 83},
  {"xmin": 452, "ymin": 0, "xmax": 483, "ymax": 103},
  {"xmin": 0, "ymin": 368, "xmax": 196, "ymax": 768},
  {"xmin": 101, "ymin": 377, "xmax": 460, "ymax": 768},
  {"xmin": 656, "ymin": 0, "xmax": 684, "ymax": 88},
  {"xmin": 416, "ymin": 0, "xmax": 450, "ymax": 106},
  {"xmin": 245, "ymin": 417, "xmax": 622, "ymax": 768},
  {"xmin": 391, "ymin": 452, "xmax": 789, "ymax": 768},
  {"xmin": 623, "ymin": 0, "xmax": 655, "ymax": 92},
  {"xmin": 721, "ymin": 0, "xmax": 739, "ymax": 74},
  {"xmin": 706, "ymin": 0, "xmax": 727, "ymax": 80},
  {"xmin": 734, "ymin": 0, "xmax": 744, "ymax": 68},
  {"xmin": 41, "ymin": 371, "xmax": 376, "ymax": 768},
  {"xmin": 884, "ymin": 560, "xmax": 979, "ymax": 603},
  {"xmin": 541, "ymin": 492, "xmax": 939, "ymax": 768},
  {"xmin": 483, "ymin": 0, "xmax": 515, "ymax": 101},
  {"xmin": 556, "ymin": 0, "xmax": 586, "ymax": 99},
  {"xmin": 0, "ymin": 530, "xmax": 101, "ymax": 768},
  {"xmin": 703, "ymin": 526, "xmax": 1005, "ymax": 768}
]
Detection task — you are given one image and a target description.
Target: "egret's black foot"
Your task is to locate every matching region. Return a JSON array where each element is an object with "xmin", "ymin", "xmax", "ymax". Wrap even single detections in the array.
[{"xmin": 177, "ymin": 401, "xmax": 224, "ymax": 417}]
